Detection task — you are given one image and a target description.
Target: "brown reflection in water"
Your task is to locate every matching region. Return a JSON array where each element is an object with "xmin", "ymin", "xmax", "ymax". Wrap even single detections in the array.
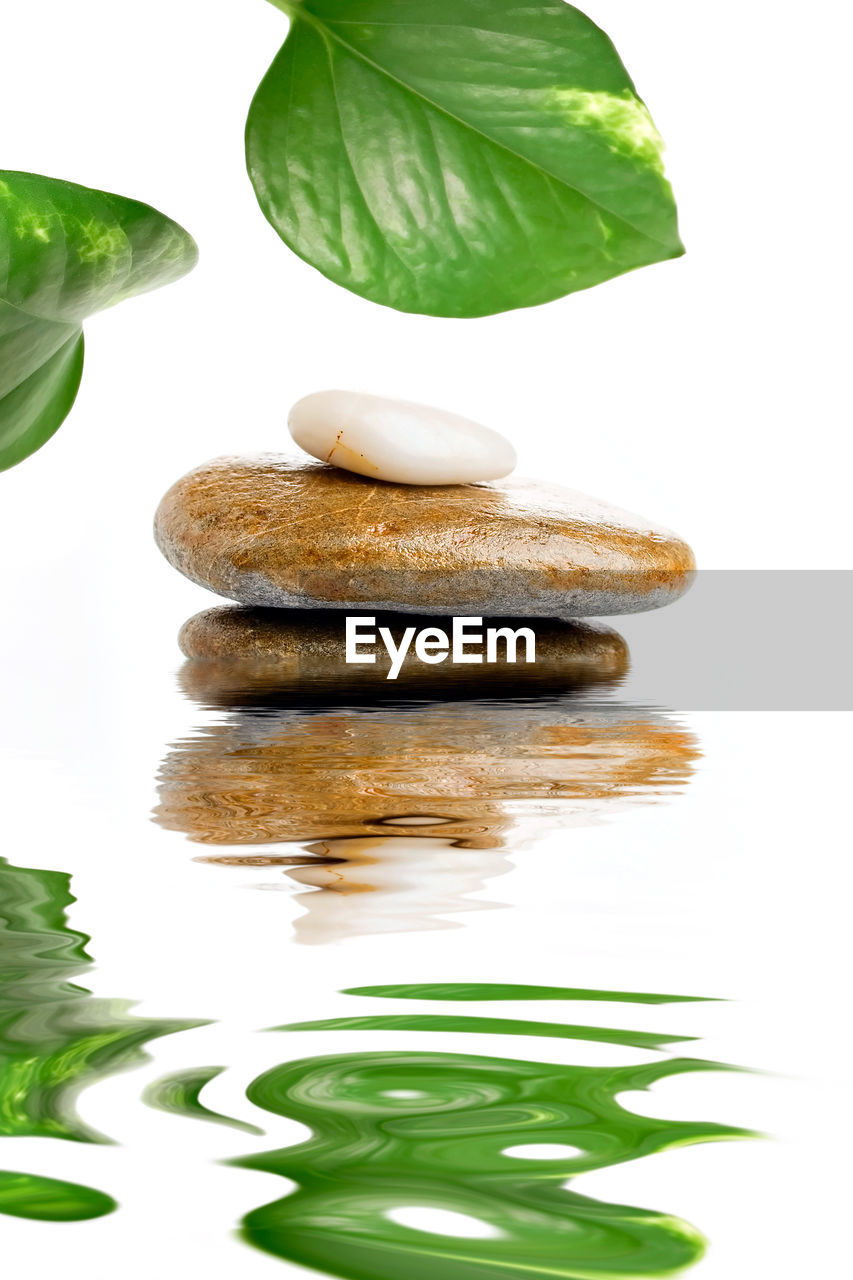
[
  {"xmin": 157, "ymin": 699, "xmax": 696, "ymax": 849},
  {"xmin": 155, "ymin": 619, "xmax": 698, "ymax": 942},
  {"xmin": 246, "ymin": 836, "xmax": 515, "ymax": 946}
]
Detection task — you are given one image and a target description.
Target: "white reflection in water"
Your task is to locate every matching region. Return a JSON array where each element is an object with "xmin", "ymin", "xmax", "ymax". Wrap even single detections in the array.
[{"xmin": 283, "ymin": 836, "xmax": 513, "ymax": 944}]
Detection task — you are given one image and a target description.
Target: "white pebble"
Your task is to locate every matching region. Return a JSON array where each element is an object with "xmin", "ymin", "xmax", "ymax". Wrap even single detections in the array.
[{"xmin": 288, "ymin": 390, "xmax": 517, "ymax": 485}]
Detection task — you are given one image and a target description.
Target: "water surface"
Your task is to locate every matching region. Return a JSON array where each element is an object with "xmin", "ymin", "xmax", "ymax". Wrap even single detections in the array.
[
  {"xmin": 237, "ymin": 985, "xmax": 753, "ymax": 1280},
  {"xmin": 156, "ymin": 684, "xmax": 698, "ymax": 943},
  {"xmin": 0, "ymin": 857, "xmax": 204, "ymax": 1220}
]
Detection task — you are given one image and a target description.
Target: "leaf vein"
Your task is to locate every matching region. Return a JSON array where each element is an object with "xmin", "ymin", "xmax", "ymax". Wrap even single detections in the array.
[
  {"xmin": 322, "ymin": 31, "xmax": 421, "ymax": 288},
  {"xmin": 289, "ymin": 12, "xmax": 668, "ymax": 249}
]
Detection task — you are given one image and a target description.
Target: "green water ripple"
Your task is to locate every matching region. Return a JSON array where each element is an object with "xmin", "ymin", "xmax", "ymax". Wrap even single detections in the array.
[
  {"xmin": 238, "ymin": 988, "xmax": 755, "ymax": 1280},
  {"xmin": 0, "ymin": 1168, "xmax": 116, "ymax": 1222},
  {"xmin": 143, "ymin": 1066, "xmax": 264, "ymax": 1135},
  {"xmin": 344, "ymin": 984, "xmax": 717, "ymax": 1006},
  {"xmin": 273, "ymin": 1014, "xmax": 694, "ymax": 1052},
  {"xmin": 0, "ymin": 858, "xmax": 206, "ymax": 1220}
]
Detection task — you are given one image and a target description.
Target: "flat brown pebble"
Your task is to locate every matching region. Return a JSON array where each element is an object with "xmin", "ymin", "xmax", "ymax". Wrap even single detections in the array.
[
  {"xmin": 154, "ymin": 457, "xmax": 695, "ymax": 617},
  {"xmin": 176, "ymin": 606, "xmax": 628, "ymax": 701}
]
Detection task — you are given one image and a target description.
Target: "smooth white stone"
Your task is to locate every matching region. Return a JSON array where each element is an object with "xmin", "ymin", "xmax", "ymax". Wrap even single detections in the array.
[{"xmin": 288, "ymin": 390, "xmax": 517, "ymax": 485}]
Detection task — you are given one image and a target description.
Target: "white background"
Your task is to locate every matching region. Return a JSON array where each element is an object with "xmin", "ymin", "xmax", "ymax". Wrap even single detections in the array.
[
  {"xmin": 1, "ymin": 0, "xmax": 851, "ymax": 575},
  {"xmin": 1, "ymin": 2, "xmax": 851, "ymax": 1278}
]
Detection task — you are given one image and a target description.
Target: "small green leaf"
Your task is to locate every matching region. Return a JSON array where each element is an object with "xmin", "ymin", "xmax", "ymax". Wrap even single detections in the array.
[
  {"xmin": 0, "ymin": 171, "xmax": 198, "ymax": 472},
  {"xmin": 248, "ymin": 0, "xmax": 683, "ymax": 317}
]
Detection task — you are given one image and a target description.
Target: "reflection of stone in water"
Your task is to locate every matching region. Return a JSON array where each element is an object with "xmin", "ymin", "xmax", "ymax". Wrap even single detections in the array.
[
  {"xmin": 156, "ymin": 697, "xmax": 698, "ymax": 850},
  {"xmin": 200, "ymin": 837, "xmax": 514, "ymax": 946},
  {"xmin": 158, "ymin": 695, "xmax": 698, "ymax": 942},
  {"xmin": 157, "ymin": 613, "xmax": 698, "ymax": 942}
]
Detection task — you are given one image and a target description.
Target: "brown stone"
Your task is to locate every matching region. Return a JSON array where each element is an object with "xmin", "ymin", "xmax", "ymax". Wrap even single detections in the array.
[
  {"xmin": 154, "ymin": 457, "xmax": 695, "ymax": 617},
  {"xmin": 176, "ymin": 606, "xmax": 628, "ymax": 701}
]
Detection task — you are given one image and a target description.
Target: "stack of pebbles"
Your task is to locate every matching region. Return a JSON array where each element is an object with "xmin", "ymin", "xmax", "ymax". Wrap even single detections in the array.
[{"xmin": 154, "ymin": 391, "xmax": 693, "ymax": 693}]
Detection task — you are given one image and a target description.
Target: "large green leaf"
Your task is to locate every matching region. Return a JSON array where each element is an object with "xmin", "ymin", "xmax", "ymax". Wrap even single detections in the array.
[
  {"xmin": 248, "ymin": 0, "xmax": 683, "ymax": 317},
  {"xmin": 0, "ymin": 172, "xmax": 198, "ymax": 471}
]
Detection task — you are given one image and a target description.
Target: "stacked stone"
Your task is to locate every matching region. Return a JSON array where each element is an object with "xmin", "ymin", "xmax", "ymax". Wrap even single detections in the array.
[{"xmin": 154, "ymin": 391, "xmax": 693, "ymax": 690}]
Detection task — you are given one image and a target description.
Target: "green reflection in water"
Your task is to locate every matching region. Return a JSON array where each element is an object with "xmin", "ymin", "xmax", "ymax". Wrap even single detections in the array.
[
  {"xmin": 143, "ymin": 1066, "xmax": 263, "ymax": 1135},
  {"xmin": 238, "ymin": 988, "xmax": 754, "ymax": 1280},
  {"xmin": 0, "ymin": 1168, "xmax": 116, "ymax": 1222},
  {"xmin": 274, "ymin": 1014, "xmax": 694, "ymax": 1053},
  {"xmin": 345, "ymin": 983, "xmax": 717, "ymax": 1006},
  {"xmin": 0, "ymin": 857, "xmax": 206, "ymax": 1220}
]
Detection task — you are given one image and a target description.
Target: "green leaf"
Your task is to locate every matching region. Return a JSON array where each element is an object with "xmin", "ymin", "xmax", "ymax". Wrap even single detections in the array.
[
  {"xmin": 247, "ymin": 0, "xmax": 683, "ymax": 318},
  {"xmin": 0, "ymin": 171, "xmax": 198, "ymax": 472}
]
